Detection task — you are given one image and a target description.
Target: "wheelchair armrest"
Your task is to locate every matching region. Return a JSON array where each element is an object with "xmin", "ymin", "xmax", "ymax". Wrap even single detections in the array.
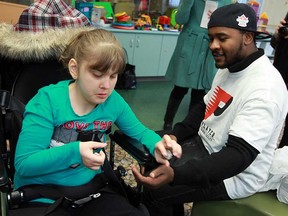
[
  {"xmin": 0, "ymin": 155, "xmax": 10, "ymax": 192},
  {"xmin": 110, "ymin": 130, "xmax": 157, "ymax": 167}
]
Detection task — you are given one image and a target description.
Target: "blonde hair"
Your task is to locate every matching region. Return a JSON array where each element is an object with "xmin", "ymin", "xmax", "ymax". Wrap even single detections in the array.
[{"xmin": 60, "ymin": 29, "xmax": 126, "ymax": 74}]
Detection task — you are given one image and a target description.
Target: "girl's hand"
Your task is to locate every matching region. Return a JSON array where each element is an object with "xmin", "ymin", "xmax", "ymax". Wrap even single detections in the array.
[
  {"xmin": 79, "ymin": 141, "xmax": 107, "ymax": 170},
  {"xmin": 154, "ymin": 135, "xmax": 182, "ymax": 166}
]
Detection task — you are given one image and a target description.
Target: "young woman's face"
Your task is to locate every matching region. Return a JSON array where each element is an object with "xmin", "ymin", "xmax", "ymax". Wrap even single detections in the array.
[
  {"xmin": 70, "ymin": 57, "xmax": 118, "ymax": 106},
  {"xmin": 208, "ymin": 27, "xmax": 246, "ymax": 69}
]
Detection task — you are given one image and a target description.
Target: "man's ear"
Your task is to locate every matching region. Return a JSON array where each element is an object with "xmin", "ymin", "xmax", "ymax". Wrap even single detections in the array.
[
  {"xmin": 243, "ymin": 32, "xmax": 255, "ymax": 45},
  {"xmin": 68, "ymin": 58, "xmax": 78, "ymax": 80}
]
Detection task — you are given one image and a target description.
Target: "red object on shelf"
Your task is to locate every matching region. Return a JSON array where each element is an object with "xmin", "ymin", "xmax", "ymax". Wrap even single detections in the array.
[
  {"xmin": 112, "ymin": 25, "xmax": 135, "ymax": 30},
  {"xmin": 158, "ymin": 16, "xmax": 171, "ymax": 26},
  {"xmin": 115, "ymin": 12, "xmax": 131, "ymax": 22}
]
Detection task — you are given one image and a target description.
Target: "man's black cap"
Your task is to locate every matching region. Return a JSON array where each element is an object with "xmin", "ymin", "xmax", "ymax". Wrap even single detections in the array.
[{"xmin": 208, "ymin": 3, "xmax": 271, "ymax": 40}]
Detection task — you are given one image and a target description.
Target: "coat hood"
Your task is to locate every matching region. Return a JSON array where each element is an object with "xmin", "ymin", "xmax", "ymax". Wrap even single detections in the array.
[{"xmin": 0, "ymin": 23, "xmax": 93, "ymax": 62}]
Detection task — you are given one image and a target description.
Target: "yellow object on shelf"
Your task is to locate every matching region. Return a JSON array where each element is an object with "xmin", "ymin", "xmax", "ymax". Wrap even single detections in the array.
[
  {"xmin": 247, "ymin": 0, "xmax": 260, "ymax": 15},
  {"xmin": 115, "ymin": 12, "xmax": 127, "ymax": 18},
  {"xmin": 260, "ymin": 12, "xmax": 268, "ymax": 20},
  {"xmin": 258, "ymin": 12, "xmax": 269, "ymax": 33}
]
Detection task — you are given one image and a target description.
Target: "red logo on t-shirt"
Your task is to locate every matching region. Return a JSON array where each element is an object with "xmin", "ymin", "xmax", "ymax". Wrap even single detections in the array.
[{"xmin": 205, "ymin": 86, "xmax": 233, "ymax": 119}]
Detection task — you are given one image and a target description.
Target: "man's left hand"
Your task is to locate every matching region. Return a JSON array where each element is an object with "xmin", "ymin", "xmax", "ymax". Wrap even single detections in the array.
[{"xmin": 132, "ymin": 164, "xmax": 174, "ymax": 189}]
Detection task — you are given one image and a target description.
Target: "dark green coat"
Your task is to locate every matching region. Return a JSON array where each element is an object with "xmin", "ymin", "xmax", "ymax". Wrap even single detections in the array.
[{"xmin": 165, "ymin": 0, "xmax": 234, "ymax": 90}]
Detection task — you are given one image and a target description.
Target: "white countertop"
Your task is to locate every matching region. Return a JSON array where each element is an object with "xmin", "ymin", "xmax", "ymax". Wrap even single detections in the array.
[{"xmin": 104, "ymin": 26, "xmax": 180, "ymax": 36}]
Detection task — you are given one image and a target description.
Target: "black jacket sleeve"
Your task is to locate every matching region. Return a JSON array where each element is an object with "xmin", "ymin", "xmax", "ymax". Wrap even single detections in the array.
[
  {"xmin": 171, "ymin": 135, "xmax": 260, "ymax": 187},
  {"xmin": 171, "ymin": 101, "xmax": 206, "ymax": 143},
  {"xmin": 270, "ymin": 34, "xmax": 279, "ymax": 49}
]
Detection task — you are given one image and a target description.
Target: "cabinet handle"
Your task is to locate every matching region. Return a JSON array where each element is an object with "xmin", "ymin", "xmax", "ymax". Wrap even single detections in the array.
[
  {"xmin": 136, "ymin": 39, "xmax": 140, "ymax": 48},
  {"xmin": 129, "ymin": 39, "xmax": 134, "ymax": 48}
]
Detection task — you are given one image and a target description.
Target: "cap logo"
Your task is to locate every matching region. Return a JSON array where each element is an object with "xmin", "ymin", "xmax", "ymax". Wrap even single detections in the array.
[{"xmin": 236, "ymin": 14, "xmax": 249, "ymax": 27}]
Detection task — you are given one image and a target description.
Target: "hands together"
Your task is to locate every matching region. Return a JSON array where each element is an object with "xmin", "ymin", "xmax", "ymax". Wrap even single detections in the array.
[
  {"xmin": 154, "ymin": 134, "xmax": 182, "ymax": 166},
  {"xmin": 132, "ymin": 134, "xmax": 182, "ymax": 189}
]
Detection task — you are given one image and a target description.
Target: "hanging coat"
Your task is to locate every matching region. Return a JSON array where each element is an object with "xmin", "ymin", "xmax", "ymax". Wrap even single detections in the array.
[{"xmin": 165, "ymin": 0, "xmax": 234, "ymax": 90}]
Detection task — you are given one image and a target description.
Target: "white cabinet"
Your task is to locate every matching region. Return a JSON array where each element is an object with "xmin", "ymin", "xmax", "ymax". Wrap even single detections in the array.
[
  {"xmin": 109, "ymin": 29, "xmax": 179, "ymax": 77},
  {"xmin": 112, "ymin": 31, "xmax": 162, "ymax": 77},
  {"xmin": 158, "ymin": 34, "xmax": 178, "ymax": 76}
]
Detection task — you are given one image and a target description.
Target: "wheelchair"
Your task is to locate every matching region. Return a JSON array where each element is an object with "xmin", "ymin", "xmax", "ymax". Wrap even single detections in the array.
[
  {"xmin": 0, "ymin": 53, "xmax": 152, "ymax": 215},
  {"xmin": 0, "ymin": 58, "xmax": 65, "ymax": 215},
  {"xmin": 0, "ymin": 23, "xmax": 155, "ymax": 215}
]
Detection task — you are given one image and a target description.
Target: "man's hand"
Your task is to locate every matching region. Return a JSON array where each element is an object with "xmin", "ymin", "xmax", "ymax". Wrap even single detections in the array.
[
  {"xmin": 154, "ymin": 134, "xmax": 182, "ymax": 166},
  {"xmin": 132, "ymin": 164, "xmax": 174, "ymax": 189}
]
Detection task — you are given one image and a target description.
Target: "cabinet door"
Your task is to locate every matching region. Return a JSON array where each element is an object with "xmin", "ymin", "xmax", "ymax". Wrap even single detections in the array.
[
  {"xmin": 133, "ymin": 34, "xmax": 162, "ymax": 77},
  {"xmin": 113, "ymin": 32, "xmax": 135, "ymax": 64},
  {"xmin": 158, "ymin": 35, "xmax": 178, "ymax": 76}
]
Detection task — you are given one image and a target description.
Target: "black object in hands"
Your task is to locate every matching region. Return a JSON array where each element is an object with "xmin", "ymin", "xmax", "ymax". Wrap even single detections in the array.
[
  {"xmin": 279, "ymin": 12, "xmax": 288, "ymax": 38},
  {"xmin": 77, "ymin": 130, "xmax": 101, "ymax": 142}
]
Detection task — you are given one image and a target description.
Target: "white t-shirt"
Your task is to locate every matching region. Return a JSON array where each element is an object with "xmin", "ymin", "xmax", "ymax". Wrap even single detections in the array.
[{"xmin": 199, "ymin": 55, "xmax": 288, "ymax": 199}]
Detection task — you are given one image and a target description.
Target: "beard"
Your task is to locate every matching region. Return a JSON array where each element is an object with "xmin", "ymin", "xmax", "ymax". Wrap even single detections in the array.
[{"xmin": 215, "ymin": 41, "xmax": 244, "ymax": 69}]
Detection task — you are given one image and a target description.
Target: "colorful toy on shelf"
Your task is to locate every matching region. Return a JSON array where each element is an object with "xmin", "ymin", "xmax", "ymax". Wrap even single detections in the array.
[
  {"xmin": 135, "ymin": 14, "xmax": 152, "ymax": 30},
  {"xmin": 156, "ymin": 24, "xmax": 163, "ymax": 31},
  {"xmin": 91, "ymin": 6, "xmax": 106, "ymax": 27},
  {"xmin": 258, "ymin": 12, "xmax": 269, "ymax": 33},
  {"xmin": 247, "ymin": 0, "xmax": 260, "ymax": 16},
  {"xmin": 158, "ymin": 15, "xmax": 170, "ymax": 29},
  {"xmin": 170, "ymin": 9, "xmax": 178, "ymax": 28},
  {"xmin": 115, "ymin": 12, "xmax": 131, "ymax": 22},
  {"xmin": 92, "ymin": 1, "xmax": 114, "ymax": 18},
  {"xmin": 112, "ymin": 12, "xmax": 134, "ymax": 30}
]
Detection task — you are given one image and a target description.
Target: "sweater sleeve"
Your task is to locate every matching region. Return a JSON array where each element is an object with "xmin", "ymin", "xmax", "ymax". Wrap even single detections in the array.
[
  {"xmin": 172, "ymin": 135, "xmax": 259, "ymax": 187},
  {"xmin": 270, "ymin": 34, "xmax": 279, "ymax": 49},
  {"xmin": 114, "ymin": 93, "xmax": 161, "ymax": 156},
  {"xmin": 14, "ymin": 90, "xmax": 82, "ymax": 177}
]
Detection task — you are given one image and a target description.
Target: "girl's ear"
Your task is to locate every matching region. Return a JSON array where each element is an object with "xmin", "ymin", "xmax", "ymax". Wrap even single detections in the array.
[{"xmin": 68, "ymin": 58, "xmax": 78, "ymax": 80}]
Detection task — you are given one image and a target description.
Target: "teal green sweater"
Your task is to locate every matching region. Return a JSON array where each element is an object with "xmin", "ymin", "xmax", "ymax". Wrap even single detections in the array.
[{"xmin": 14, "ymin": 80, "xmax": 161, "ymax": 191}]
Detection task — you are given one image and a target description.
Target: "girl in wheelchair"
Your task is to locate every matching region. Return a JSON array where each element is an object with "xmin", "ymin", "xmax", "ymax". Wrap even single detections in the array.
[{"xmin": 11, "ymin": 29, "xmax": 181, "ymax": 216}]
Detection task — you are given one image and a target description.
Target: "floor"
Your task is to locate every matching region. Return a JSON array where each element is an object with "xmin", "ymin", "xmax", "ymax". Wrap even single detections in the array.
[
  {"xmin": 111, "ymin": 79, "xmax": 193, "ymax": 216},
  {"xmin": 115, "ymin": 78, "xmax": 190, "ymax": 131}
]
